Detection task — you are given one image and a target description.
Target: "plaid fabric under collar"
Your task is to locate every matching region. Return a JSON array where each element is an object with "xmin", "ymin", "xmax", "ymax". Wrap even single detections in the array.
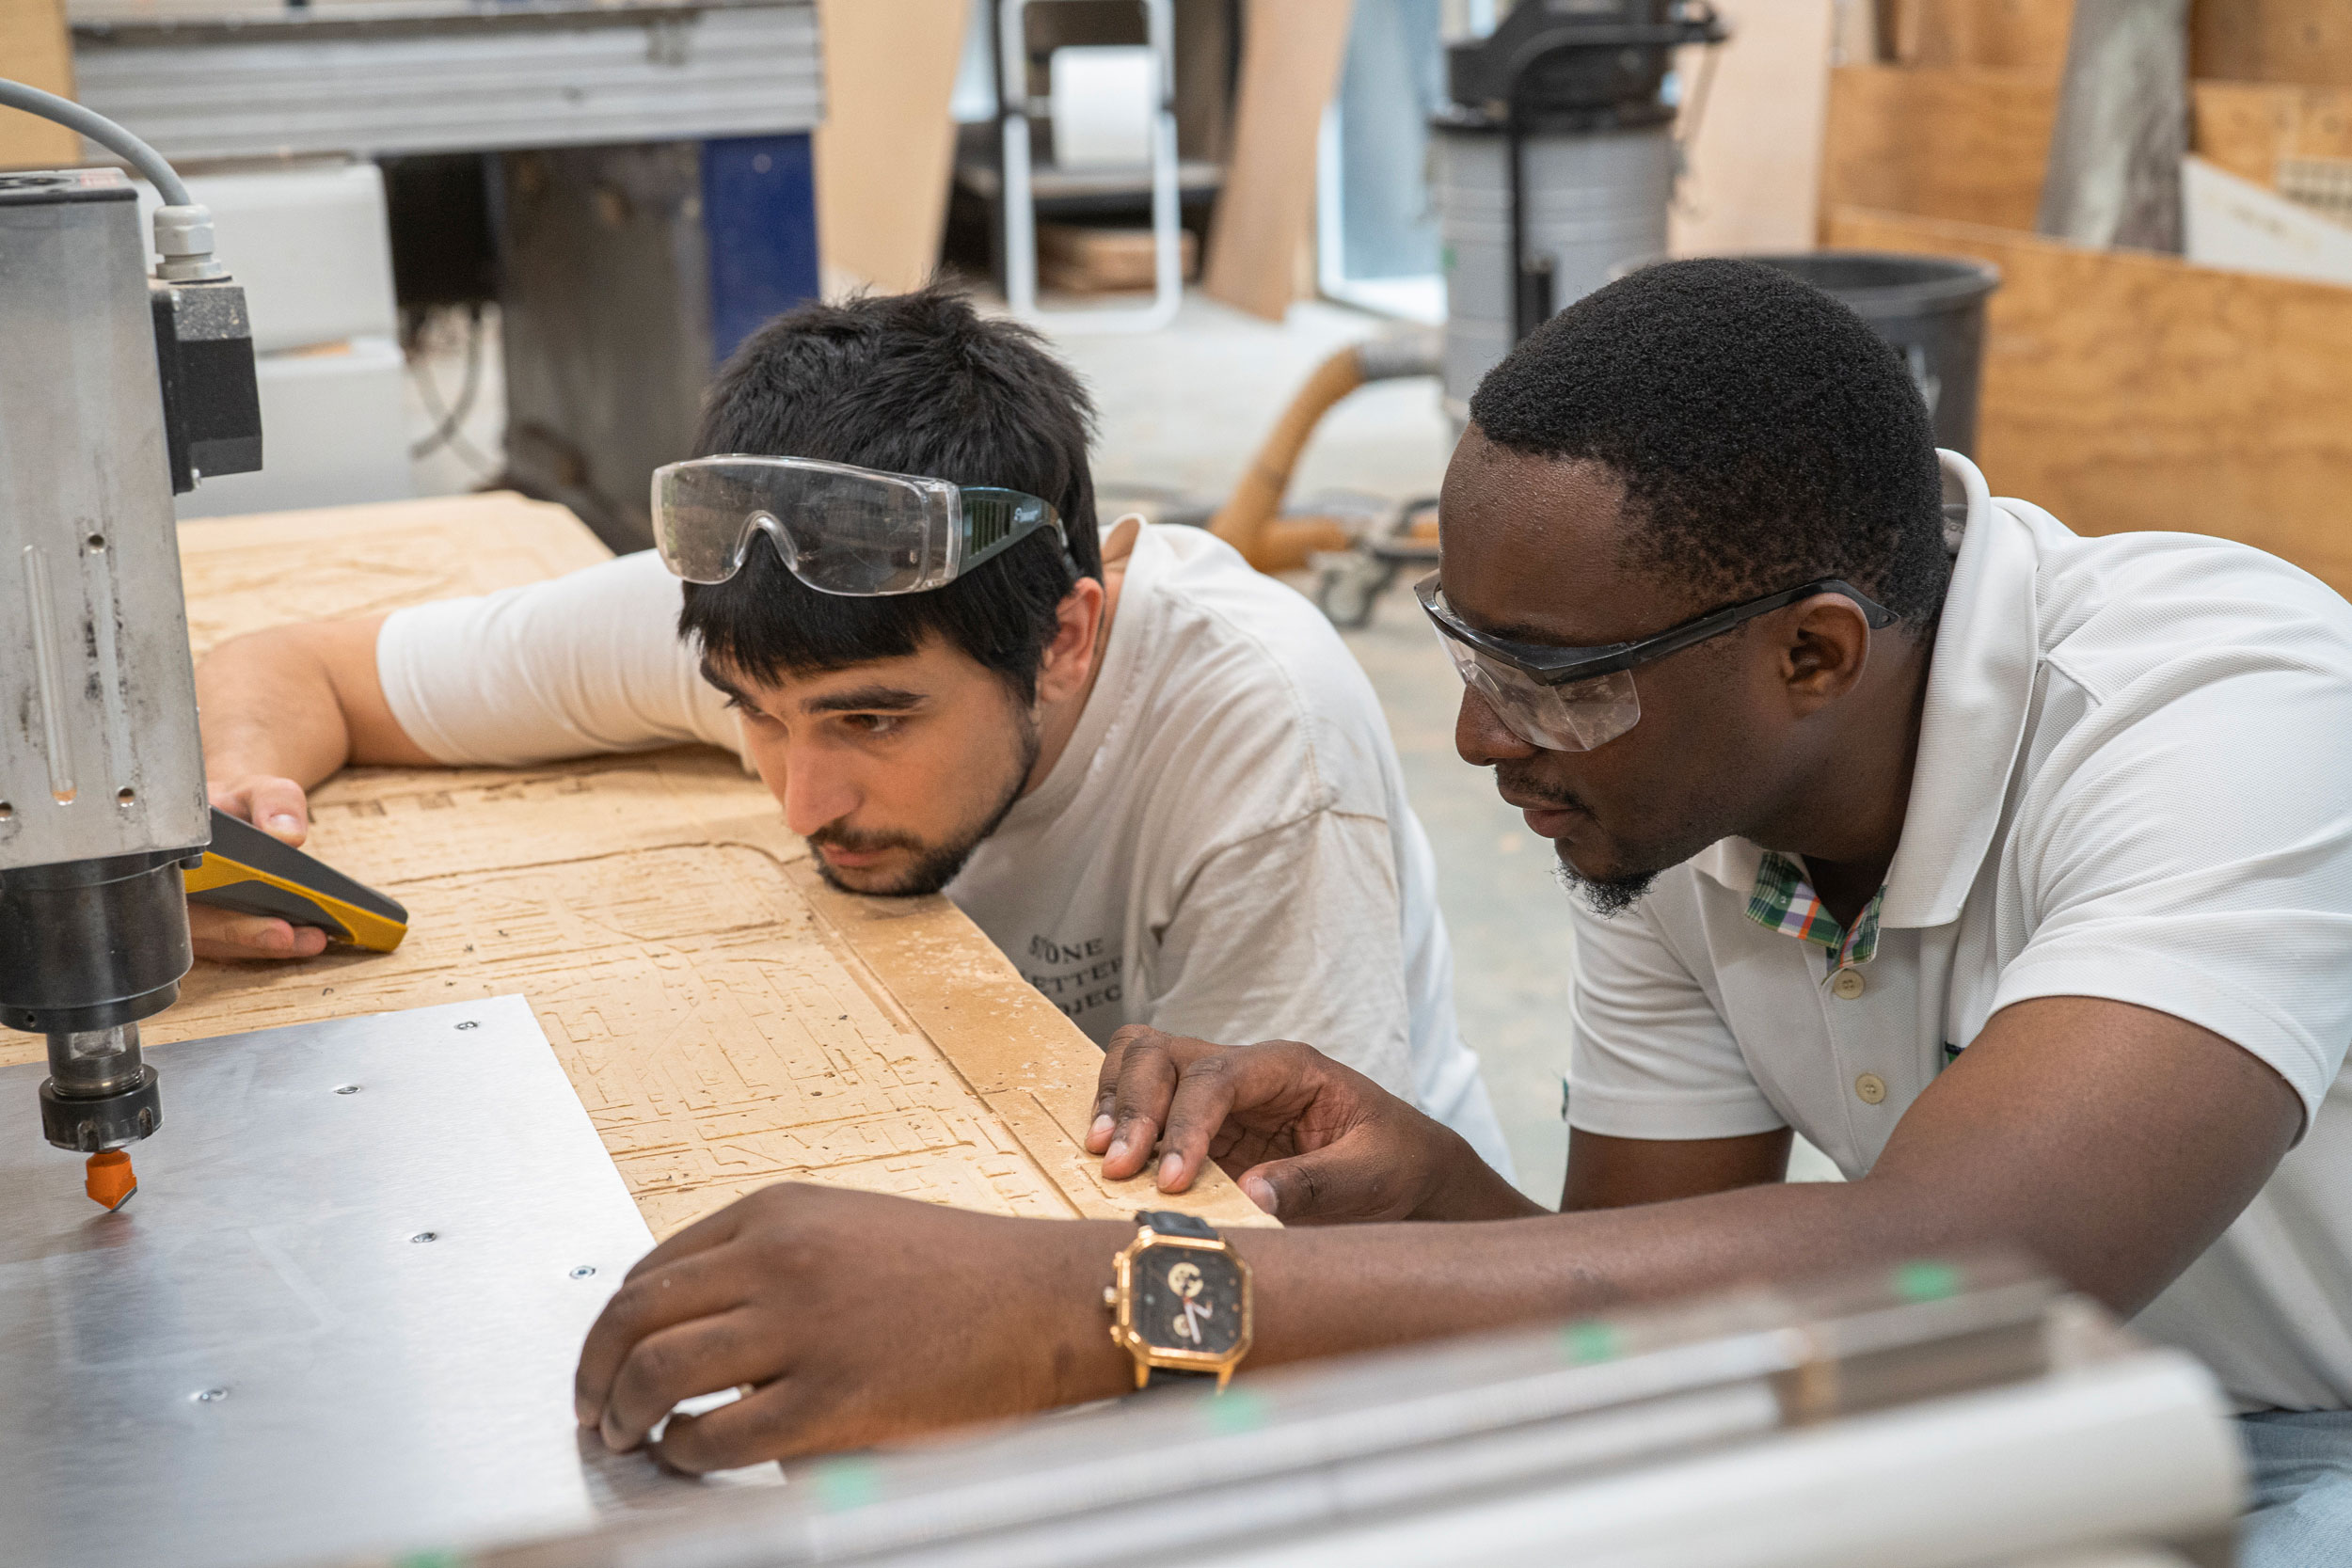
[{"xmin": 1745, "ymin": 849, "xmax": 1883, "ymax": 972}]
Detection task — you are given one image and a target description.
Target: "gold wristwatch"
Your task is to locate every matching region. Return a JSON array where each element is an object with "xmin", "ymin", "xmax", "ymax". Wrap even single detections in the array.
[{"xmin": 1104, "ymin": 1211, "xmax": 1254, "ymax": 1390}]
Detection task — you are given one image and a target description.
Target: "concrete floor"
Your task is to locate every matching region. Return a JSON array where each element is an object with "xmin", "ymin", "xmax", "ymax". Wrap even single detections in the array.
[{"xmin": 409, "ymin": 286, "xmax": 1836, "ymax": 1201}]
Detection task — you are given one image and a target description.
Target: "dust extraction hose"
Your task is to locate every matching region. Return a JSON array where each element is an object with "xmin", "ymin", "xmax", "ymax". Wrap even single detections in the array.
[{"xmin": 1208, "ymin": 329, "xmax": 1441, "ymax": 573}]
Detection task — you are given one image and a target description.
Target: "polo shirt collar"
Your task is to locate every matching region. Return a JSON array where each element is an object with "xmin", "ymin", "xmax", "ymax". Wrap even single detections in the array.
[{"xmin": 1692, "ymin": 451, "xmax": 2040, "ymax": 928}]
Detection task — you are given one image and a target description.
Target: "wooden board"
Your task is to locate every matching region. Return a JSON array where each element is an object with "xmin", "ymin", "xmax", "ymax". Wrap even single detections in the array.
[
  {"xmin": 0, "ymin": 0, "xmax": 78, "ymax": 171},
  {"xmin": 1038, "ymin": 222, "xmax": 1200, "ymax": 291},
  {"xmin": 1893, "ymin": 0, "xmax": 2074, "ymax": 72},
  {"xmin": 2193, "ymin": 78, "xmax": 2352, "ymax": 187},
  {"xmin": 1826, "ymin": 205, "xmax": 2352, "ymax": 594},
  {"xmin": 0, "ymin": 493, "xmax": 1269, "ymax": 1237},
  {"xmin": 1200, "ymin": 0, "xmax": 1355, "ymax": 322},
  {"xmin": 173, "ymin": 493, "xmax": 612, "ymax": 658},
  {"xmin": 1668, "ymin": 0, "xmax": 1837, "ymax": 257},
  {"xmin": 2193, "ymin": 0, "xmax": 2352, "ymax": 89},
  {"xmin": 1820, "ymin": 64, "xmax": 2059, "ymax": 233},
  {"xmin": 813, "ymin": 0, "xmax": 971, "ymax": 292}
]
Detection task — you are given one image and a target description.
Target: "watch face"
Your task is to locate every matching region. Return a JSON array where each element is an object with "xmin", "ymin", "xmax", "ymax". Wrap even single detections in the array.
[{"xmin": 1135, "ymin": 1243, "xmax": 1246, "ymax": 1357}]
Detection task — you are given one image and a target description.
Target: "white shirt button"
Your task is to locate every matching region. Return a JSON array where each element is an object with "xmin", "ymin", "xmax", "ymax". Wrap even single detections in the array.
[
  {"xmin": 1831, "ymin": 968, "xmax": 1867, "ymax": 1000},
  {"xmin": 1855, "ymin": 1072, "xmax": 1887, "ymax": 1105}
]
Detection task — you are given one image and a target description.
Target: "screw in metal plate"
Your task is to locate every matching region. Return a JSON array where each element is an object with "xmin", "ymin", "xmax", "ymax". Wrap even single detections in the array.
[
  {"xmin": 455, "ymin": 1021, "xmax": 478, "ymax": 1031},
  {"xmin": 334, "ymin": 1084, "xmax": 360, "ymax": 1095},
  {"xmin": 192, "ymin": 1387, "xmax": 228, "ymax": 1403},
  {"xmin": 570, "ymin": 1265, "xmax": 596, "ymax": 1279},
  {"xmin": 411, "ymin": 1231, "xmax": 437, "ymax": 1243}
]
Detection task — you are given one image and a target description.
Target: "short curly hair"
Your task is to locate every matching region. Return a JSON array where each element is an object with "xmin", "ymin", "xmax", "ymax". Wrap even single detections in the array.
[{"xmin": 1466, "ymin": 258, "xmax": 1949, "ymax": 626}]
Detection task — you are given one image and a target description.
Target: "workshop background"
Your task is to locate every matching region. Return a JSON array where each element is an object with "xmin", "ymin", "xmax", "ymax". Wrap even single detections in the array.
[
  {"xmin": 10, "ymin": 0, "xmax": 2346, "ymax": 1203},
  {"xmin": 3, "ymin": 2, "xmax": 2337, "ymax": 1564}
]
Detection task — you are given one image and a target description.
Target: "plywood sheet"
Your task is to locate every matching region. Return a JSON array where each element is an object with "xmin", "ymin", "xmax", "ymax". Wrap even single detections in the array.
[
  {"xmin": 1820, "ymin": 64, "xmax": 2058, "ymax": 233},
  {"xmin": 1669, "ymin": 0, "xmax": 1837, "ymax": 257},
  {"xmin": 813, "ymin": 0, "xmax": 969, "ymax": 292},
  {"xmin": 0, "ymin": 493, "xmax": 1268, "ymax": 1237},
  {"xmin": 1200, "ymin": 0, "xmax": 1355, "ymax": 321},
  {"xmin": 2193, "ymin": 0, "xmax": 2352, "ymax": 89},
  {"xmin": 1895, "ymin": 0, "xmax": 2074, "ymax": 71},
  {"xmin": 2193, "ymin": 79, "xmax": 2352, "ymax": 187},
  {"xmin": 1826, "ymin": 204, "xmax": 2352, "ymax": 594},
  {"xmin": 0, "ymin": 0, "xmax": 76, "ymax": 171}
]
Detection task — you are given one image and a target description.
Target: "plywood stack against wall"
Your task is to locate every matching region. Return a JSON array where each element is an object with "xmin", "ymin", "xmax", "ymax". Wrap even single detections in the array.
[
  {"xmin": 1828, "ymin": 207, "xmax": 2352, "ymax": 593},
  {"xmin": 0, "ymin": 0, "xmax": 78, "ymax": 169},
  {"xmin": 0, "ymin": 494, "xmax": 1270, "ymax": 1239},
  {"xmin": 2193, "ymin": 0, "xmax": 2352, "ymax": 87},
  {"xmin": 1820, "ymin": 63, "xmax": 2058, "ymax": 230},
  {"xmin": 1666, "ymin": 0, "xmax": 1839, "ymax": 258},
  {"xmin": 1890, "ymin": 0, "xmax": 2074, "ymax": 71},
  {"xmin": 1818, "ymin": 0, "xmax": 2352, "ymax": 588},
  {"xmin": 2192, "ymin": 80, "xmax": 2352, "ymax": 189}
]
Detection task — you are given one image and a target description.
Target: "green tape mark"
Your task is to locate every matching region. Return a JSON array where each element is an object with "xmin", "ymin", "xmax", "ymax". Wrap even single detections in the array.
[
  {"xmin": 1205, "ymin": 1387, "xmax": 1271, "ymax": 1434},
  {"xmin": 812, "ymin": 1457, "xmax": 882, "ymax": 1513},
  {"xmin": 1892, "ymin": 1259, "xmax": 1962, "ymax": 1302},
  {"xmin": 1561, "ymin": 1320, "xmax": 1621, "ymax": 1364},
  {"xmin": 394, "ymin": 1552, "xmax": 465, "ymax": 1568}
]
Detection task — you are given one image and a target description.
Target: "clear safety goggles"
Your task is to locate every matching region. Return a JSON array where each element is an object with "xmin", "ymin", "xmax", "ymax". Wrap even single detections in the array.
[
  {"xmin": 651, "ymin": 454, "xmax": 1066, "ymax": 596},
  {"xmin": 1416, "ymin": 571, "xmax": 1897, "ymax": 752}
]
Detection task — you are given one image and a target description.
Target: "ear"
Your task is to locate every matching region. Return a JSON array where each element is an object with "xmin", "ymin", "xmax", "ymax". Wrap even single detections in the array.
[
  {"xmin": 1780, "ymin": 594, "xmax": 1876, "ymax": 717},
  {"xmin": 1033, "ymin": 576, "xmax": 1107, "ymax": 709}
]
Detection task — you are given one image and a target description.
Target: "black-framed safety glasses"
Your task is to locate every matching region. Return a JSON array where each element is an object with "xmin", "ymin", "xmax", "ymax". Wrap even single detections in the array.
[{"xmin": 1416, "ymin": 572, "xmax": 1898, "ymax": 752}]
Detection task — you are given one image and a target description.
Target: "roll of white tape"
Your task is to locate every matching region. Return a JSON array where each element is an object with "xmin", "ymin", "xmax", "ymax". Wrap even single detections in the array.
[{"xmin": 1049, "ymin": 45, "xmax": 1155, "ymax": 168}]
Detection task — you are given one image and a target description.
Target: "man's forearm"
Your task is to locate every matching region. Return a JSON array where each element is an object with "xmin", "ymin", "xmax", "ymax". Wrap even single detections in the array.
[
  {"xmin": 1014, "ymin": 1178, "xmax": 1909, "ymax": 1404},
  {"xmin": 1226, "ymin": 1177, "xmax": 1910, "ymax": 1369},
  {"xmin": 199, "ymin": 629, "xmax": 358, "ymax": 784},
  {"xmin": 197, "ymin": 616, "xmax": 431, "ymax": 785}
]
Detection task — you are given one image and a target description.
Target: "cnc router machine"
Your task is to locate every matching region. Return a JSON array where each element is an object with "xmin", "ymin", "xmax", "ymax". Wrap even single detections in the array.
[{"xmin": 0, "ymin": 81, "xmax": 260, "ymax": 1204}]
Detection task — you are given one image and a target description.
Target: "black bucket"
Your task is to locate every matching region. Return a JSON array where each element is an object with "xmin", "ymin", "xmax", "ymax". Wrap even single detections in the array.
[
  {"xmin": 1611, "ymin": 250, "xmax": 2002, "ymax": 455},
  {"xmin": 1743, "ymin": 251, "xmax": 2001, "ymax": 456}
]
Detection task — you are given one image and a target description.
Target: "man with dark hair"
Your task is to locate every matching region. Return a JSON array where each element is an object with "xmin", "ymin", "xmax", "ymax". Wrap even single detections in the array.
[
  {"xmin": 571, "ymin": 261, "xmax": 2352, "ymax": 1557},
  {"xmin": 192, "ymin": 285, "xmax": 1510, "ymax": 1168}
]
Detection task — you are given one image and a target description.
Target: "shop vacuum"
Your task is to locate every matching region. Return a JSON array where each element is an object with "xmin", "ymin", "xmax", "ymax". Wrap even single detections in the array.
[{"xmin": 1431, "ymin": 0, "xmax": 1726, "ymax": 424}]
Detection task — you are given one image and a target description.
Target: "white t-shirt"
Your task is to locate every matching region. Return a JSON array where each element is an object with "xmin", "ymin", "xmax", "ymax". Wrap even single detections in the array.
[
  {"xmin": 1566, "ymin": 451, "xmax": 2352, "ymax": 1412},
  {"xmin": 376, "ymin": 521, "xmax": 1512, "ymax": 1173}
]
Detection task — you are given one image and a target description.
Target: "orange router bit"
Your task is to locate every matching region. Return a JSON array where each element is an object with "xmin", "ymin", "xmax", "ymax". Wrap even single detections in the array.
[{"xmin": 86, "ymin": 1149, "xmax": 137, "ymax": 1212}]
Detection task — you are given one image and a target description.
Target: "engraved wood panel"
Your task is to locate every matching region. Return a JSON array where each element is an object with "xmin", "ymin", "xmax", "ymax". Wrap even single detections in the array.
[{"xmin": 0, "ymin": 494, "xmax": 1269, "ymax": 1234}]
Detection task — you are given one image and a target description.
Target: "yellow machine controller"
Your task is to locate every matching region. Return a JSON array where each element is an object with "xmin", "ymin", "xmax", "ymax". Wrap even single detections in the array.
[{"xmin": 183, "ymin": 808, "xmax": 408, "ymax": 952}]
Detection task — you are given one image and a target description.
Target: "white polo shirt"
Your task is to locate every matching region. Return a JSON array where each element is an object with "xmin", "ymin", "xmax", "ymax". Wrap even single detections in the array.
[{"xmin": 1566, "ymin": 451, "xmax": 2352, "ymax": 1412}]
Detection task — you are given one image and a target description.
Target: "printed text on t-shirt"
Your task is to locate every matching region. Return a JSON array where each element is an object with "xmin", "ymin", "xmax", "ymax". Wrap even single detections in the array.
[{"xmin": 1024, "ymin": 933, "xmax": 1124, "ymax": 1022}]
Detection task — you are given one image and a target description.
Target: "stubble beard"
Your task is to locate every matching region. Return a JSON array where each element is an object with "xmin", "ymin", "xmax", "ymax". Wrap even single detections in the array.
[
  {"xmin": 1496, "ymin": 758, "xmax": 1676, "ymax": 921},
  {"xmin": 1552, "ymin": 858, "xmax": 1659, "ymax": 919},
  {"xmin": 805, "ymin": 712, "xmax": 1042, "ymax": 898}
]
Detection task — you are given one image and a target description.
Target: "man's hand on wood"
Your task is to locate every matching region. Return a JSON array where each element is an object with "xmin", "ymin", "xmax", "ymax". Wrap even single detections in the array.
[{"xmin": 1087, "ymin": 1026, "xmax": 1539, "ymax": 1224}]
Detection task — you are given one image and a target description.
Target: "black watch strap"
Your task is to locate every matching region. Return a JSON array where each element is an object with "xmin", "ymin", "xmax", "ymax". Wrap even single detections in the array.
[
  {"xmin": 1136, "ymin": 1212, "xmax": 1218, "ymax": 1386},
  {"xmin": 1138, "ymin": 1209, "xmax": 1217, "ymax": 1240}
]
